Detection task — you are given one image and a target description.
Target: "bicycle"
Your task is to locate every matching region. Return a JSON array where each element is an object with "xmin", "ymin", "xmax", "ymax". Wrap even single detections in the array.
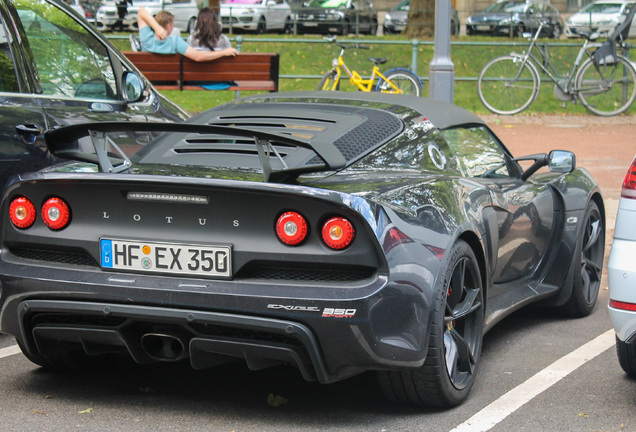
[
  {"xmin": 318, "ymin": 36, "xmax": 423, "ymax": 96},
  {"xmin": 477, "ymin": 14, "xmax": 636, "ymax": 116}
]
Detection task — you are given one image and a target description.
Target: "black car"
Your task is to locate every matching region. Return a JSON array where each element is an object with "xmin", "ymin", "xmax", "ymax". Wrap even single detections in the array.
[
  {"xmin": 294, "ymin": 0, "xmax": 378, "ymax": 35},
  {"xmin": 466, "ymin": 0, "xmax": 564, "ymax": 38},
  {"xmin": 0, "ymin": 0, "xmax": 189, "ymax": 191},
  {"xmin": 383, "ymin": 0, "xmax": 460, "ymax": 35},
  {"xmin": 0, "ymin": 91, "xmax": 605, "ymax": 408}
]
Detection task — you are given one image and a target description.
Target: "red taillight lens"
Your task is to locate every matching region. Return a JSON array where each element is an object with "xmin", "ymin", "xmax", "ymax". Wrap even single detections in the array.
[
  {"xmin": 9, "ymin": 197, "xmax": 36, "ymax": 229},
  {"xmin": 322, "ymin": 217, "xmax": 355, "ymax": 250},
  {"xmin": 41, "ymin": 197, "xmax": 70, "ymax": 230},
  {"xmin": 609, "ymin": 299, "xmax": 636, "ymax": 312},
  {"xmin": 276, "ymin": 211, "xmax": 308, "ymax": 245},
  {"xmin": 621, "ymin": 157, "xmax": 636, "ymax": 199}
]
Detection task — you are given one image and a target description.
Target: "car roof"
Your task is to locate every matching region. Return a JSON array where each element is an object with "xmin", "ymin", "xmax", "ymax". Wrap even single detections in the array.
[{"xmin": 213, "ymin": 91, "xmax": 486, "ymax": 131}]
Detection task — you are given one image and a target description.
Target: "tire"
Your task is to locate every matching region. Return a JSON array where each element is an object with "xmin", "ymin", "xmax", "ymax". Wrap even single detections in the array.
[
  {"xmin": 552, "ymin": 24, "xmax": 562, "ymax": 39},
  {"xmin": 559, "ymin": 200, "xmax": 605, "ymax": 317},
  {"xmin": 477, "ymin": 55, "xmax": 540, "ymax": 115},
  {"xmin": 318, "ymin": 70, "xmax": 340, "ymax": 91},
  {"xmin": 375, "ymin": 69, "xmax": 423, "ymax": 96},
  {"xmin": 515, "ymin": 23, "xmax": 526, "ymax": 37},
  {"xmin": 283, "ymin": 17, "xmax": 292, "ymax": 34},
  {"xmin": 377, "ymin": 240, "xmax": 484, "ymax": 407},
  {"xmin": 616, "ymin": 336, "xmax": 636, "ymax": 378},
  {"xmin": 187, "ymin": 17, "xmax": 196, "ymax": 34},
  {"xmin": 368, "ymin": 19, "xmax": 378, "ymax": 35},
  {"xmin": 256, "ymin": 17, "xmax": 266, "ymax": 34},
  {"xmin": 575, "ymin": 55, "xmax": 636, "ymax": 116},
  {"xmin": 339, "ymin": 20, "xmax": 350, "ymax": 36}
]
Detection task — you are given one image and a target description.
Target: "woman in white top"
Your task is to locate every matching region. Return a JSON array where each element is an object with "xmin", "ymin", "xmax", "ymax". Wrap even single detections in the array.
[{"xmin": 187, "ymin": 8, "xmax": 231, "ymax": 51}]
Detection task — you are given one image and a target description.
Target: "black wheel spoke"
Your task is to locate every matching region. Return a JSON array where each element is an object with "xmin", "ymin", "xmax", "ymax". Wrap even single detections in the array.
[
  {"xmin": 444, "ymin": 327, "xmax": 476, "ymax": 385},
  {"xmin": 583, "ymin": 257, "xmax": 602, "ymax": 282},
  {"xmin": 583, "ymin": 219, "xmax": 601, "ymax": 253}
]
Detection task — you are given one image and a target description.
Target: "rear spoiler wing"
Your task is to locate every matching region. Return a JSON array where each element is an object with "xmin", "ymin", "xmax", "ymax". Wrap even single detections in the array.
[{"xmin": 44, "ymin": 122, "xmax": 348, "ymax": 182}]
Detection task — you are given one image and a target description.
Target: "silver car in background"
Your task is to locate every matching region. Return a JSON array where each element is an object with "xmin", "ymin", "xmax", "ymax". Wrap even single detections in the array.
[
  {"xmin": 96, "ymin": 0, "xmax": 199, "ymax": 32},
  {"xmin": 220, "ymin": 0, "xmax": 292, "ymax": 33},
  {"xmin": 565, "ymin": 0, "xmax": 636, "ymax": 38},
  {"xmin": 608, "ymin": 156, "xmax": 636, "ymax": 378}
]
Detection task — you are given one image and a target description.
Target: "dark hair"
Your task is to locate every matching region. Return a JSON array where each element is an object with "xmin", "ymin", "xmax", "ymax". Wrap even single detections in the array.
[{"xmin": 193, "ymin": 8, "xmax": 222, "ymax": 51}]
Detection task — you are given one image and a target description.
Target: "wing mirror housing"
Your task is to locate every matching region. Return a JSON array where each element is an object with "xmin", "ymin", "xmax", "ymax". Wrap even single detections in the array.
[
  {"xmin": 548, "ymin": 150, "xmax": 576, "ymax": 173},
  {"xmin": 123, "ymin": 71, "xmax": 145, "ymax": 103},
  {"xmin": 515, "ymin": 150, "xmax": 576, "ymax": 181}
]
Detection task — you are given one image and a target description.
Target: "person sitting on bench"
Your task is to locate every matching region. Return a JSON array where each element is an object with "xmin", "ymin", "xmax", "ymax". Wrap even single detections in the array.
[{"xmin": 137, "ymin": 7, "xmax": 238, "ymax": 62}]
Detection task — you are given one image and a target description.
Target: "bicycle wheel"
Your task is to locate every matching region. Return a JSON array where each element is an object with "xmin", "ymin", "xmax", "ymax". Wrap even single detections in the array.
[
  {"xmin": 318, "ymin": 70, "xmax": 340, "ymax": 91},
  {"xmin": 575, "ymin": 55, "xmax": 636, "ymax": 116},
  {"xmin": 477, "ymin": 55, "xmax": 539, "ymax": 115},
  {"xmin": 375, "ymin": 68, "xmax": 423, "ymax": 96}
]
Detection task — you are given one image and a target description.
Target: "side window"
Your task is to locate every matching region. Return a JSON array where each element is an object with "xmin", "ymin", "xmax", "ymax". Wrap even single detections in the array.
[
  {"xmin": 15, "ymin": 0, "xmax": 117, "ymax": 100},
  {"xmin": 0, "ymin": 19, "xmax": 19, "ymax": 92},
  {"xmin": 439, "ymin": 126, "xmax": 510, "ymax": 178}
]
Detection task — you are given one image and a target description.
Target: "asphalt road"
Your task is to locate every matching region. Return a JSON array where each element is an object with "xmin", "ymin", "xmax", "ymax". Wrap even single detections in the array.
[{"xmin": 0, "ymin": 115, "xmax": 634, "ymax": 432}]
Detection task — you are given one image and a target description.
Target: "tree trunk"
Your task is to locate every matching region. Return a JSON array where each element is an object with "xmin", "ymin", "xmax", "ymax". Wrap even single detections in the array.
[{"xmin": 404, "ymin": 0, "xmax": 435, "ymax": 39}]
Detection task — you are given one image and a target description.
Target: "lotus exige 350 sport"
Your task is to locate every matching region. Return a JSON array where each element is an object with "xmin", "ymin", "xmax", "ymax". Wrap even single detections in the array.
[{"xmin": 0, "ymin": 91, "xmax": 605, "ymax": 408}]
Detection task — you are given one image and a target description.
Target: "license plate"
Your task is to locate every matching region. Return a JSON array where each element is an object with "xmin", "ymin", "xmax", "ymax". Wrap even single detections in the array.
[
  {"xmin": 476, "ymin": 25, "xmax": 490, "ymax": 31},
  {"xmin": 100, "ymin": 239, "xmax": 231, "ymax": 278},
  {"xmin": 303, "ymin": 22, "xmax": 318, "ymax": 26}
]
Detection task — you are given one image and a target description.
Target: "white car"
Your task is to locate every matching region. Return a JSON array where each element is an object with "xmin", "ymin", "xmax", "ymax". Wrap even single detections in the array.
[
  {"xmin": 608, "ymin": 156, "xmax": 636, "ymax": 378},
  {"xmin": 96, "ymin": 0, "xmax": 199, "ymax": 32},
  {"xmin": 220, "ymin": 0, "xmax": 292, "ymax": 33},
  {"xmin": 565, "ymin": 0, "xmax": 636, "ymax": 38}
]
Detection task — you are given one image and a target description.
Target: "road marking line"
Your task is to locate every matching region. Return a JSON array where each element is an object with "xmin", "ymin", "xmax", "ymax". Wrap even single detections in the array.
[
  {"xmin": 450, "ymin": 329, "xmax": 615, "ymax": 432},
  {"xmin": 0, "ymin": 344, "xmax": 21, "ymax": 359}
]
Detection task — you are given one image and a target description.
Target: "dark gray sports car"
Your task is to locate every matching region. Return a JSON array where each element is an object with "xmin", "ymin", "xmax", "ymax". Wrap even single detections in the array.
[{"xmin": 0, "ymin": 91, "xmax": 605, "ymax": 408}]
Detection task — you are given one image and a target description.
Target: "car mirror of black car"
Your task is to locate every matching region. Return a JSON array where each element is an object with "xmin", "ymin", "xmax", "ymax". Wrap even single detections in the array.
[
  {"xmin": 548, "ymin": 150, "xmax": 576, "ymax": 174},
  {"xmin": 514, "ymin": 150, "xmax": 575, "ymax": 181},
  {"xmin": 123, "ymin": 71, "xmax": 145, "ymax": 103}
]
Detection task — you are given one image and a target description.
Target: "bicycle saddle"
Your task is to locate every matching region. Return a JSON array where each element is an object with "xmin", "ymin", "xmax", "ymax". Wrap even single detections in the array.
[
  {"xmin": 577, "ymin": 30, "xmax": 601, "ymax": 41},
  {"xmin": 368, "ymin": 57, "xmax": 387, "ymax": 65}
]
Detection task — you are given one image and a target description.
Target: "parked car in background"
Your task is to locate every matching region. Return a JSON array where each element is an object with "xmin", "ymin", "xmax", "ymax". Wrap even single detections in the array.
[
  {"xmin": 64, "ymin": 0, "xmax": 86, "ymax": 18},
  {"xmin": 96, "ymin": 0, "xmax": 200, "ymax": 32},
  {"xmin": 0, "ymin": 0, "xmax": 189, "ymax": 190},
  {"xmin": 220, "ymin": 0, "xmax": 293, "ymax": 33},
  {"xmin": 81, "ymin": 0, "xmax": 98, "ymax": 23},
  {"xmin": 609, "ymin": 156, "xmax": 636, "ymax": 378},
  {"xmin": 0, "ymin": 91, "xmax": 605, "ymax": 409},
  {"xmin": 383, "ymin": 0, "xmax": 459, "ymax": 35},
  {"xmin": 565, "ymin": 0, "xmax": 636, "ymax": 38},
  {"xmin": 466, "ymin": 0, "xmax": 564, "ymax": 38},
  {"xmin": 294, "ymin": 0, "xmax": 377, "ymax": 35}
]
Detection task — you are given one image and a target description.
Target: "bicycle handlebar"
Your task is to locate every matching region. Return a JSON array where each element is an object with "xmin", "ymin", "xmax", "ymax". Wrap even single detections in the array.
[{"xmin": 324, "ymin": 36, "xmax": 369, "ymax": 50}]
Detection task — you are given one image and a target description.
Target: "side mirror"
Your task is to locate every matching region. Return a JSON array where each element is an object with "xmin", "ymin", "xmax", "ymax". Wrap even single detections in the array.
[
  {"xmin": 123, "ymin": 71, "xmax": 145, "ymax": 102},
  {"xmin": 548, "ymin": 150, "xmax": 576, "ymax": 173}
]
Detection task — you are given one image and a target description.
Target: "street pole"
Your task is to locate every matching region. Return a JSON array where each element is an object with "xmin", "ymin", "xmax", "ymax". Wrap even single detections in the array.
[{"xmin": 428, "ymin": 0, "xmax": 454, "ymax": 103}]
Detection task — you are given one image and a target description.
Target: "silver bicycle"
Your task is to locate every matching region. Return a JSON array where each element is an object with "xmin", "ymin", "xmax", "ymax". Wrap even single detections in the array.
[{"xmin": 478, "ymin": 16, "xmax": 636, "ymax": 116}]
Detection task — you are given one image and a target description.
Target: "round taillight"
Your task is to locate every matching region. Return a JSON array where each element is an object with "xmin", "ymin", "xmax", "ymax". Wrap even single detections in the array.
[
  {"xmin": 9, "ymin": 197, "xmax": 36, "ymax": 229},
  {"xmin": 276, "ymin": 211, "xmax": 308, "ymax": 246},
  {"xmin": 41, "ymin": 197, "xmax": 70, "ymax": 230},
  {"xmin": 322, "ymin": 217, "xmax": 355, "ymax": 250}
]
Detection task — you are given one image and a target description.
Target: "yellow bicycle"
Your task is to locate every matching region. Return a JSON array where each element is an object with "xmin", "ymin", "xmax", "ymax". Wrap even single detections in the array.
[{"xmin": 318, "ymin": 36, "xmax": 423, "ymax": 96}]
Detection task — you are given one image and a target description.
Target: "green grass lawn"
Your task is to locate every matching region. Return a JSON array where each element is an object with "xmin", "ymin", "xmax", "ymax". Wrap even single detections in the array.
[{"xmin": 110, "ymin": 34, "xmax": 634, "ymax": 116}]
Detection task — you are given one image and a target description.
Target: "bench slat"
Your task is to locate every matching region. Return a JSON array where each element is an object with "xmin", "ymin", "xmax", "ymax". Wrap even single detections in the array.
[{"xmin": 123, "ymin": 51, "xmax": 279, "ymax": 93}]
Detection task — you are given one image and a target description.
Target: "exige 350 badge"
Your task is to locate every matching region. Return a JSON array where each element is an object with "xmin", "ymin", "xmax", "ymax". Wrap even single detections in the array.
[{"xmin": 267, "ymin": 304, "xmax": 357, "ymax": 318}]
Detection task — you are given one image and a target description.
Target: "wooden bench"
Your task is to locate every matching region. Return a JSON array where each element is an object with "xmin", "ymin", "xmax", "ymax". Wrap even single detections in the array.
[{"xmin": 122, "ymin": 52, "xmax": 280, "ymax": 95}]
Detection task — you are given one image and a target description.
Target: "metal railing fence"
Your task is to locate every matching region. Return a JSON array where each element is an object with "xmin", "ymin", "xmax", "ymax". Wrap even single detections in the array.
[{"xmin": 110, "ymin": 34, "xmax": 630, "ymax": 85}]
